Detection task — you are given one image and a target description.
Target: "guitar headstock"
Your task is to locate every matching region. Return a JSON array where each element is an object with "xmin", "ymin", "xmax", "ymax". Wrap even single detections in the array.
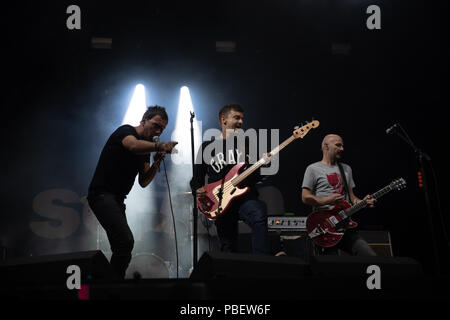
[
  {"xmin": 293, "ymin": 120, "xmax": 320, "ymax": 139},
  {"xmin": 390, "ymin": 178, "xmax": 407, "ymax": 191}
]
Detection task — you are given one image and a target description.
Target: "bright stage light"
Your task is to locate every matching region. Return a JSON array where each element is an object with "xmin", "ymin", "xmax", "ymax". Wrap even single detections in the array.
[
  {"xmin": 122, "ymin": 84, "xmax": 147, "ymax": 125},
  {"xmin": 167, "ymin": 86, "xmax": 203, "ymax": 278},
  {"xmin": 171, "ymin": 86, "xmax": 202, "ymax": 166}
]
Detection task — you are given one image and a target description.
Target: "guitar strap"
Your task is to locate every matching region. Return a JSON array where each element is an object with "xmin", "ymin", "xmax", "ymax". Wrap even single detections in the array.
[{"xmin": 337, "ymin": 162, "xmax": 353, "ymax": 205}]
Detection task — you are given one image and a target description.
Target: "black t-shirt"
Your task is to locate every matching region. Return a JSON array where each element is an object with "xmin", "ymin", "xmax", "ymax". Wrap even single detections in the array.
[
  {"xmin": 88, "ymin": 125, "xmax": 150, "ymax": 197},
  {"xmin": 190, "ymin": 136, "xmax": 263, "ymax": 199}
]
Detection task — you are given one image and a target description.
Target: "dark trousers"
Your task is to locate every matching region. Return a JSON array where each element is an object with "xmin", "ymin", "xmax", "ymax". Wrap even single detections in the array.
[
  {"xmin": 314, "ymin": 229, "xmax": 377, "ymax": 256},
  {"xmin": 215, "ymin": 198, "xmax": 268, "ymax": 254},
  {"xmin": 87, "ymin": 193, "xmax": 134, "ymax": 279}
]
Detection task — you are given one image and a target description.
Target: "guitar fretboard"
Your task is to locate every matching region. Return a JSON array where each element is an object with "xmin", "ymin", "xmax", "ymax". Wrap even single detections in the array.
[
  {"xmin": 231, "ymin": 135, "xmax": 296, "ymax": 186},
  {"xmin": 345, "ymin": 185, "xmax": 393, "ymax": 217}
]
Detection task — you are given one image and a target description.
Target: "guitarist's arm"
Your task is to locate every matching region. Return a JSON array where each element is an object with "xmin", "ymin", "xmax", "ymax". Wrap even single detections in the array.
[
  {"xmin": 349, "ymin": 188, "xmax": 376, "ymax": 208},
  {"xmin": 191, "ymin": 168, "xmax": 207, "ymax": 200},
  {"xmin": 190, "ymin": 142, "xmax": 208, "ymax": 200},
  {"xmin": 301, "ymin": 188, "xmax": 345, "ymax": 207},
  {"xmin": 349, "ymin": 188, "xmax": 361, "ymax": 205}
]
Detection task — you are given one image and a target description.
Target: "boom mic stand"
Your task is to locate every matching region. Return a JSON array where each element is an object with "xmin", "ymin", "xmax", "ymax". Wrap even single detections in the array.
[
  {"xmin": 390, "ymin": 123, "xmax": 441, "ymax": 275},
  {"xmin": 190, "ymin": 111, "xmax": 198, "ymax": 270}
]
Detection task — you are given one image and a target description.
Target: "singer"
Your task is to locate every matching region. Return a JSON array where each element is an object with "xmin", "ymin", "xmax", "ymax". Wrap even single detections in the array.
[{"xmin": 87, "ymin": 105, "xmax": 177, "ymax": 279}]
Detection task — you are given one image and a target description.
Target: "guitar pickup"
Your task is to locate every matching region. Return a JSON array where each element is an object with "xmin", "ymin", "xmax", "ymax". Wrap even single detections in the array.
[
  {"xmin": 328, "ymin": 216, "xmax": 340, "ymax": 227},
  {"xmin": 338, "ymin": 210, "xmax": 348, "ymax": 219}
]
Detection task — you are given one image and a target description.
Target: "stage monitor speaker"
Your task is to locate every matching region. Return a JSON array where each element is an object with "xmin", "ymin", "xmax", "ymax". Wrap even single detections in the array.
[
  {"xmin": 190, "ymin": 251, "xmax": 311, "ymax": 280},
  {"xmin": 338, "ymin": 230, "xmax": 393, "ymax": 257},
  {"xmin": 0, "ymin": 250, "xmax": 116, "ymax": 286},
  {"xmin": 310, "ymin": 255, "xmax": 423, "ymax": 278}
]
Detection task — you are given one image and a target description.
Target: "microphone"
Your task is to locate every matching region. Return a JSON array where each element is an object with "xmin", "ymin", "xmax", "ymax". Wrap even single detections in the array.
[
  {"xmin": 386, "ymin": 124, "xmax": 398, "ymax": 134},
  {"xmin": 153, "ymin": 136, "xmax": 178, "ymax": 154},
  {"xmin": 152, "ymin": 136, "xmax": 178, "ymax": 154}
]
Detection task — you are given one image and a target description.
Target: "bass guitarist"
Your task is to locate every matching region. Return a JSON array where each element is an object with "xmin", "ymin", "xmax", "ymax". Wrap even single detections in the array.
[
  {"xmin": 301, "ymin": 134, "xmax": 377, "ymax": 256},
  {"xmin": 190, "ymin": 104, "xmax": 269, "ymax": 254}
]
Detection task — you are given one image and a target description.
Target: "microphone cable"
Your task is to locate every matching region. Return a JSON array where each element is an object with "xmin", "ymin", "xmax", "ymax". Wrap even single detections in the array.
[
  {"xmin": 154, "ymin": 136, "xmax": 179, "ymax": 277},
  {"xmin": 161, "ymin": 157, "xmax": 179, "ymax": 278}
]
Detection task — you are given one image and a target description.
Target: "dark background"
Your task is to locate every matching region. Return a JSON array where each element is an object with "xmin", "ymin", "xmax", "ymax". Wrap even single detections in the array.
[{"xmin": 1, "ymin": 0, "xmax": 448, "ymax": 275}]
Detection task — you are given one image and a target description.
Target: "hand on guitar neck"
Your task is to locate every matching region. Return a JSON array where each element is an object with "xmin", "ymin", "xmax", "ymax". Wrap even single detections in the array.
[
  {"xmin": 262, "ymin": 152, "xmax": 272, "ymax": 164},
  {"xmin": 325, "ymin": 194, "xmax": 376, "ymax": 208},
  {"xmin": 350, "ymin": 194, "xmax": 376, "ymax": 208},
  {"xmin": 361, "ymin": 194, "xmax": 376, "ymax": 208}
]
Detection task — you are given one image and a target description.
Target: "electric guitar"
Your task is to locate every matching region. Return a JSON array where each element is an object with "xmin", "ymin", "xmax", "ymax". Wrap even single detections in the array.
[
  {"xmin": 197, "ymin": 120, "xmax": 320, "ymax": 220},
  {"xmin": 306, "ymin": 178, "xmax": 406, "ymax": 247}
]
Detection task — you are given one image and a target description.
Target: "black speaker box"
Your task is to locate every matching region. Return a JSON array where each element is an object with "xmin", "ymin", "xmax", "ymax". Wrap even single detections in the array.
[
  {"xmin": 310, "ymin": 255, "xmax": 423, "ymax": 278},
  {"xmin": 339, "ymin": 230, "xmax": 394, "ymax": 257},
  {"xmin": 190, "ymin": 251, "xmax": 311, "ymax": 280},
  {"xmin": 0, "ymin": 250, "xmax": 116, "ymax": 285}
]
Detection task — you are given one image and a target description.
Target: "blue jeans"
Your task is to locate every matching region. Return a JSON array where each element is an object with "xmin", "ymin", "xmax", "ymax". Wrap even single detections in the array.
[
  {"xmin": 215, "ymin": 198, "xmax": 268, "ymax": 254},
  {"xmin": 87, "ymin": 193, "xmax": 134, "ymax": 279}
]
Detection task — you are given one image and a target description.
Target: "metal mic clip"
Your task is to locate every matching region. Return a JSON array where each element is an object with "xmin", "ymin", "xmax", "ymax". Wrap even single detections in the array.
[{"xmin": 386, "ymin": 124, "xmax": 397, "ymax": 134}]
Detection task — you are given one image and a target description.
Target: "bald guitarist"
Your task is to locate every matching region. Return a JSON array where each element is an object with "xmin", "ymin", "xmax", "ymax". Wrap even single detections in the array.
[
  {"xmin": 301, "ymin": 134, "xmax": 377, "ymax": 256},
  {"xmin": 190, "ymin": 104, "xmax": 269, "ymax": 254}
]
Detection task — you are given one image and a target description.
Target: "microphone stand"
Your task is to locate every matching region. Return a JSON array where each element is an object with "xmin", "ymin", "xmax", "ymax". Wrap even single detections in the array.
[
  {"xmin": 190, "ymin": 111, "xmax": 198, "ymax": 270},
  {"xmin": 391, "ymin": 124, "xmax": 440, "ymax": 275}
]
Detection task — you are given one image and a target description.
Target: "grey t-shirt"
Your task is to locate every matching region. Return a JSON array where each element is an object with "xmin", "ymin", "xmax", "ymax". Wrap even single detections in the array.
[{"xmin": 302, "ymin": 161, "xmax": 355, "ymax": 211}]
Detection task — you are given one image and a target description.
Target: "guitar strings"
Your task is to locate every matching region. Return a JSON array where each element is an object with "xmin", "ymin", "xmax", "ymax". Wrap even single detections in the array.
[
  {"xmin": 213, "ymin": 134, "xmax": 297, "ymax": 197},
  {"xmin": 206, "ymin": 123, "xmax": 319, "ymax": 208}
]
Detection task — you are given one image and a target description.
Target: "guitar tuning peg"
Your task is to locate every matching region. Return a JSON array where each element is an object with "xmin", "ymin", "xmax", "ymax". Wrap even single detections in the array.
[{"xmin": 294, "ymin": 125, "xmax": 299, "ymax": 130}]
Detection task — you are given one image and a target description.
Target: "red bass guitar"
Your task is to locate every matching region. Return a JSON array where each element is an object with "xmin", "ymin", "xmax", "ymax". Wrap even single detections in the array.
[
  {"xmin": 306, "ymin": 178, "xmax": 406, "ymax": 247},
  {"xmin": 197, "ymin": 120, "xmax": 320, "ymax": 220}
]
